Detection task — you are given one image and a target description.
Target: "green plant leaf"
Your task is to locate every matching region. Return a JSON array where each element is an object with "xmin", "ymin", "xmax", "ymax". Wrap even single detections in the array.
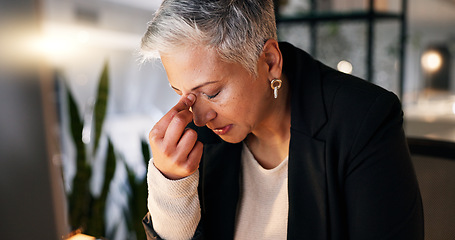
[
  {"xmin": 122, "ymin": 140, "xmax": 150, "ymax": 240},
  {"xmin": 141, "ymin": 140, "xmax": 151, "ymax": 165},
  {"xmin": 86, "ymin": 138, "xmax": 117, "ymax": 238},
  {"xmin": 101, "ymin": 138, "xmax": 117, "ymax": 200},
  {"xmin": 93, "ymin": 62, "xmax": 109, "ymax": 152},
  {"xmin": 66, "ymin": 85, "xmax": 91, "ymax": 232}
]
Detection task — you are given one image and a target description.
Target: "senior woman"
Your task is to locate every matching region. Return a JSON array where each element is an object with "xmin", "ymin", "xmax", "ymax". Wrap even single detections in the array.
[{"xmin": 140, "ymin": 0, "xmax": 423, "ymax": 239}]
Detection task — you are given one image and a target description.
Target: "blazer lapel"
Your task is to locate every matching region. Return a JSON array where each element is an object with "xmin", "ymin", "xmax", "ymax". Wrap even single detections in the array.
[
  {"xmin": 281, "ymin": 42, "xmax": 329, "ymax": 239},
  {"xmin": 288, "ymin": 130, "xmax": 328, "ymax": 240},
  {"xmin": 281, "ymin": 42, "xmax": 327, "ymax": 137},
  {"xmin": 198, "ymin": 142, "xmax": 242, "ymax": 240}
]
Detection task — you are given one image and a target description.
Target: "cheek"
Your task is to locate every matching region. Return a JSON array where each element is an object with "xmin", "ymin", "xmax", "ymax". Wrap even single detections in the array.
[
  {"xmin": 212, "ymin": 77, "xmax": 268, "ymax": 121},
  {"xmin": 209, "ymin": 89, "xmax": 242, "ymax": 117},
  {"xmin": 217, "ymin": 90, "xmax": 258, "ymax": 120}
]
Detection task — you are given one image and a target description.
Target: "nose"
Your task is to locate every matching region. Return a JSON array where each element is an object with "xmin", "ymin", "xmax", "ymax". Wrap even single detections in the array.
[{"xmin": 191, "ymin": 99, "xmax": 217, "ymax": 127}]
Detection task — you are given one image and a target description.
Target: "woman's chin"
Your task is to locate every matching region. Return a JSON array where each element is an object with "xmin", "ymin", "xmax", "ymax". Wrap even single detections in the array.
[
  {"xmin": 216, "ymin": 132, "xmax": 247, "ymax": 144},
  {"xmin": 220, "ymin": 137, "xmax": 244, "ymax": 144}
]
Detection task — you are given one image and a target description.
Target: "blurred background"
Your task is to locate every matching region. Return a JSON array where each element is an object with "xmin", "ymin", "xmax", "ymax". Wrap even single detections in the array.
[{"xmin": 0, "ymin": 0, "xmax": 454, "ymax": 239}]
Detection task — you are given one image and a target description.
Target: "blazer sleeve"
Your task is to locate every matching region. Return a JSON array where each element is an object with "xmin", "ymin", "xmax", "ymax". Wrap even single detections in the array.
[
  {"xmin": 143, "ymin": 212, "xmax": 162, "ymax": 240},
  {"xmin": 342, "ymin": 92, "xmax": 424, "ymax": 239},
  {"xmin": 142, "ymin": 212, "xmax": 205, "ymax": 240}
]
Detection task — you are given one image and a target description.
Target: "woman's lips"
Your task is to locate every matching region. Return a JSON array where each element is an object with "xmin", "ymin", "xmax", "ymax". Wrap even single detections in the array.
[{"xmin": 212, "ymin": 124, "xmax": 232, "ymax": 135}]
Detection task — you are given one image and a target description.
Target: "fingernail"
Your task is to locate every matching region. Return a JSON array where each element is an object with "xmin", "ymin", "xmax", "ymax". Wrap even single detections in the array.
[{"xmin": 187, "ymin": 93, "xmax": 196, "ymax": 104}]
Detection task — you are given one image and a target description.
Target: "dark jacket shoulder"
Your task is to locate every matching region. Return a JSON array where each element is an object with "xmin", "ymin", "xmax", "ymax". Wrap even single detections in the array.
[{"xmin": 279, "ymin": 41, "xmax": 401, "ymax": 140}]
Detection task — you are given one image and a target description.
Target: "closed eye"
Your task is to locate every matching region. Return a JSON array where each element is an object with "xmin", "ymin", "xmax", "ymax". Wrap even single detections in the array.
[{"xmin": 205, "ymin": 91, "xmax": 220, "ymax": 100}]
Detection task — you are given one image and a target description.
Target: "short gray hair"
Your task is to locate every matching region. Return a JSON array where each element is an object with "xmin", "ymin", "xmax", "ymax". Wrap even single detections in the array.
[{"xmin": 141, "ymin": 0, "xmax": 277, "ymax": 76}]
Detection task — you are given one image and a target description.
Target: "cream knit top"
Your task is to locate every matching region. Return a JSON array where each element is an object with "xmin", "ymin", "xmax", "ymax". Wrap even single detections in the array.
[{"xmin": 147, "ymin": 143, "xmax": 289, "ymax": 240}]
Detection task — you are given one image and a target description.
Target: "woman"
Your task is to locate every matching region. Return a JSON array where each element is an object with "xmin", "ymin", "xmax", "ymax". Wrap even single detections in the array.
[{"xmin": 140, "ymin": 0, "xmax": 424, "ymax": 239}]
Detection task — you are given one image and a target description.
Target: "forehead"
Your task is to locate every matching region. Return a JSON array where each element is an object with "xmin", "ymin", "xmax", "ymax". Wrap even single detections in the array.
[
  {"xmin": 161, "ymin": 46, "xmax": 220, "ymax": 74},
  {"xmin": 160, "ymin": 46, "xmax": 242, "ymax": 89}
]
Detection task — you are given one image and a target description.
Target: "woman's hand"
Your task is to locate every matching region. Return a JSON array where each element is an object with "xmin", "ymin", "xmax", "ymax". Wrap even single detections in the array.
[{"xmin": 149, "ymin": 94, "xmax": 203, "ymax": 180}]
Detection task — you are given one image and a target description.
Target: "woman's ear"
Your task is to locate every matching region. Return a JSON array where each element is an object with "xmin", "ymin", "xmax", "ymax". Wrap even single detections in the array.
[{"xmin": 262, "ymin": 39, "xmax": 283, "ymax": 80}]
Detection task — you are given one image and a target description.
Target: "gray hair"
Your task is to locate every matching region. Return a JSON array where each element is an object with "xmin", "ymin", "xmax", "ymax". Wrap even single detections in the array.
[{"xmin": 140, "ymin": 0, "xmax": 277, "ymax": 76}]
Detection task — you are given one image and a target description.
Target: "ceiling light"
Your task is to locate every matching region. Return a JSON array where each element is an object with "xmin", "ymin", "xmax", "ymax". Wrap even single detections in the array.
[
  {"xmin": 337, "ymin": 60, "xmax": 353, "ymax": 74},
  {"xmin": 421, "ymin": 50, "xmax": 442, "ymax": 72}
]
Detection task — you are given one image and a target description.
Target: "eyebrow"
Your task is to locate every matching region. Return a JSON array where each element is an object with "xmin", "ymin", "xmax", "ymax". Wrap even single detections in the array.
[{"xmin": 170, "ymin": 81, "xmax": 219, "ymax": 92}]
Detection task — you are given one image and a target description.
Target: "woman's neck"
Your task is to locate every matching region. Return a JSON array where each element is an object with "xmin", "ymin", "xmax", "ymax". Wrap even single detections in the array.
[{"xmin": 245, "ymin": 75, "xmax": 291, "ymax": 169}]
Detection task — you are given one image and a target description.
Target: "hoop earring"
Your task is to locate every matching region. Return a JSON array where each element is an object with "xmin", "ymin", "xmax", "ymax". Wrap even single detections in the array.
[{"xmin": 270, "ymin": 79, "xmax": 282, "ymax": 99}]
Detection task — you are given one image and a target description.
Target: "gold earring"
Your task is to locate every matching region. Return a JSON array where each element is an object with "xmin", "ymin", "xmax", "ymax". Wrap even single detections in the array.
[{"xmin": 270, "ymin": 79, "xmax": 282, "ymax": 99}]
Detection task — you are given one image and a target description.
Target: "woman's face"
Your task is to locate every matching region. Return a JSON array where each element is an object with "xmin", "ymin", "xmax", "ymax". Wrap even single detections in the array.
[{"xmin": 160, "ymin": 46, "xmax": 274, "ymax": 143}]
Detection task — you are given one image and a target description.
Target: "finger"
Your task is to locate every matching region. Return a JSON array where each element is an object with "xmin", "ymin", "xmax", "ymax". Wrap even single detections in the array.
[
  {"xmin": 151, "ymin": 93, "xmax": 196, "ymax": 139},
  {"xmin": 164, "ymin": 109, "xmax": 194, "ymax": 146},
  {"xmin": 172, "ymin": 93, "xmax": 196, "ymax": 112},
  {"xmin": 156, "ymin": 140, "xmax": 202, "ymax": 180},
  {"xmin": 177, "ymin": 128, "xmax": 198, "ymax": 155},
  {"xmin": 185, "ymin": 141, "xmax": 203, "ymax": 173}
]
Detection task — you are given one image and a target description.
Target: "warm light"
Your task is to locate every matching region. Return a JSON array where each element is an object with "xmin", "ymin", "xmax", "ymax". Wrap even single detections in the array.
[
  {"xmin": 26, "ymin": 35, "xmax": 76, "ymax": 64},
  {"xmin": 77, "ymin": 30, "xmax": 90, "ymax": 44},
  {"xmin": 452, "ymin": 102, "xmax": 455, "ymax": 115},
  {"xmin": 66, "ymin": 233, "xmax": 95, "ymax": 240},
  {"xmin": 421, "ymin": 50, "xmax": 442, "ymax": 72},
  {"xmin": 337, "ymin": 60, "xmax": 353, "ymax": 74},
  {"xmin": 29, "ymin": 36, "xmax": 70, "ymax": 55}
]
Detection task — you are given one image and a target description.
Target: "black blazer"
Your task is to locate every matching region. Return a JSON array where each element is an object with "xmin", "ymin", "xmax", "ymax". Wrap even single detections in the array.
[{"xmin": 143, "ymin": 42, "xmax": 424, "ymax": 240}]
